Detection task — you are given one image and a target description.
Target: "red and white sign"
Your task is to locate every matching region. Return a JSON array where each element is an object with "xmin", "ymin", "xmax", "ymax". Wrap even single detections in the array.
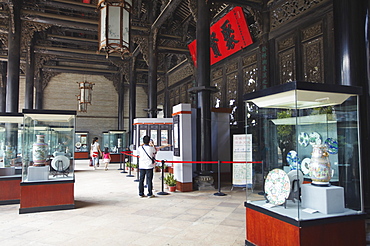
[{"xmin": 188, "ymin": 6, "xmax": 253, "ymax": 66}]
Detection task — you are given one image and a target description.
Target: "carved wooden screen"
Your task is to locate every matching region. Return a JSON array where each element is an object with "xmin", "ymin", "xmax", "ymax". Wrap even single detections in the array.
[
  {"xmin": 277, "ymin": 36, "xmax": 296, "ymax": 84},
  {"xmin": 226, "ymin": 61, "xmax": 239, "ymax": 126},
  {"xmin": 211, "ymin": 67, "xmax": 224, "ymax": 108},
  {"xmin": 242, "ymin": 54, "xmax": 258, "ymax": 94},
  {"xmin": 301, "ymin": 22, "xmax": 324, "ymax": 83}
]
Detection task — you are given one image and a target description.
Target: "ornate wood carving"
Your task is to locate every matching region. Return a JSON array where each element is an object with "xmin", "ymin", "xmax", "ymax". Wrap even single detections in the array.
[
  {"xmin": 104, "ymin": 73, "xmax": 122, "ymax": 93},
  {"xmin": 168, "ymin": 62, "xmax": 193, "ymax": 87},
  {"xmin": 21, "ymin": 22, "xmax": 52, "ymax": 52},
  {"xmin": 188, "ymin": 0, "xmax": 197, "ymax": 23},
  {"xmin": 157, "ymin": 79, "xmax": 165, "ymax": 92},
  {"xmin": 279, "ymin": 48, "xmax": 296, "ymax": 84},
  {"xmin": 226, "ymin": 61, "xmax": 238, "ymax": 74},
  {"xmin": 212, "ymin": 67, "xmax": 223, "ymax": 79},
  {"xmin": 303, "ymin": 37, "xmax": 324, "ymax": 83},
  {"xmin": 243, "ymin": 54, "xmax": 257, "ymax": 67},
  {"xmin": 243, "ymin": 64, "xmax": 258, "ymax": 94},
  {"xmin": 211, "ymin": 77, "xmax": 223, "ymax": 108},
  {"xmin": 278, "ymin": 36, "xmax": 295, "ymax": 51},
  {"xmin": 42, "ymin": 71, "xmax": 61, "ymax": 91},
  {"xmin": 35, "ymin": 54, "xmax": 57, "ymax": 81},
  {"xmin": 133, "ymin": 36, "xmax": 149, "ymax": 65},
  {"xmin": 270, "ymin": 0, "xmax": 328, "ymax": 30},
  {"xmin": 302, "ymin": 22, "xmax": 323, "ymax": 41}
]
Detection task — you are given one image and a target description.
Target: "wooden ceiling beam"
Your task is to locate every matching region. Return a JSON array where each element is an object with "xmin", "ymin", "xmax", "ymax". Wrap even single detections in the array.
[{"xmin": 152, "ymin": 0, "xmax": 183, "ymax": 31}]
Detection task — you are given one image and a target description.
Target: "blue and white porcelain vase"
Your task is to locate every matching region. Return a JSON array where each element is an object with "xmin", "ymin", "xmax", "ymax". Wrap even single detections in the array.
[
  {"xmin": 32, "ymin": 135, "xmax": 48, "ymax": 166},
  {"xmin": 309, "ymin": 144, "xmax": 331, "ymax": 186}
]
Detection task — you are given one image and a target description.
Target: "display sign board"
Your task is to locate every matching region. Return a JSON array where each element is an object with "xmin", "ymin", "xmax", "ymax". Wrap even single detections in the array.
[
  {"xmin": 232, "ymin": 134, "xmax": 253, "ymax": 186},
  {"xmin": 188, "ymin": 6, "xmax": 253, "ymax": 66}
]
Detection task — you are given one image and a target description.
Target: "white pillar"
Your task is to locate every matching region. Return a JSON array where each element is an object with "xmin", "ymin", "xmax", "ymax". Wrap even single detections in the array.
[{"xmin": 172, "ymin": 103, "xmax": 193, "ymax": 191}]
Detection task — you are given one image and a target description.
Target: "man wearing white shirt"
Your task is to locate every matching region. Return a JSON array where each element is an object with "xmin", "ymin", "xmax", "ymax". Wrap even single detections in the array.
[{"xmin": 138, "ymin": 135, "xmax": 156, "ymax": 198}]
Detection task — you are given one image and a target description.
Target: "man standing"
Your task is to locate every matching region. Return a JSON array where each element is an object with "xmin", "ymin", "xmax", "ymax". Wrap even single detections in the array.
[{"xmin": 138, "ymin": 135, "xmax": 156, "ymax": 198}]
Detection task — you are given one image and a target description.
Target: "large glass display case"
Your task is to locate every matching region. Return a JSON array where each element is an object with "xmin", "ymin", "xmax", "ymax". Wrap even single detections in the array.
[
  {"xmin": 108, "ymin": 130, "xmax": 126, "ymax": 153},
  {"xmin": 244, "ymin": 81, "xmax": 363, "ymax": 220},
  {"xmin": 0, "ymin": 113, "xmax": 23, "ymax": 176},
  {"xmin": 75, "ymin": 131, "xmax": 89, "ymax": 153},
  {"xmin": 243, "ymin": 82, "xmax": 365, "ymax": 245},
  {"xmin": 21, "ymin": 110, "xmax": 76, "ymax": 182}
]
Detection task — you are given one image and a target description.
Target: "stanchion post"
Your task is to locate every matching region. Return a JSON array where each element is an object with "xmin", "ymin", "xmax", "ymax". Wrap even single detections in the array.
[
  {"xmin": 214, "ymin": 160, "xmax": 226, "ymax": 196},
  {"xmin": 126, "ymin": 154, "xmax": 134, "ymax": 177},
  {"xmin": 134, "ymin": 156, "xmax": 139, "ymax": 182},
  {"xmin": 121, "ymin": 153, "xmax": 128, "ymax": 173},
  {"xmin": 157, "ymin": 160, "xmax": 169, "ymax": 195},
  {"xmin": 118, "ymin": 152, "xmax": 123, "ymax": 170}
]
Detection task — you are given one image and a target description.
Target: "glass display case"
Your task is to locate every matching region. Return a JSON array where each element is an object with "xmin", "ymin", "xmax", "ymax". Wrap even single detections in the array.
[
  {"xmin": 244, "ymin": 81, "xmax": 363, "ymax": 220},
  {"xmin": 243, "ymin": 82, "xmax": 365, "ymax": 245},
  {"xmin": 0, "ymin": 113, "xmax": 23, "ymax": 176},
  {"xmin": 102, "ymin": 131, "xmax": 109, "ymax": 150},
  {"xmin": 108, "ymin": 130, "xmax": 126, "ymax": 153},
  {"xmin": 75, "ymin": 131, "xmax": 89, "ymax": 153},
  {"xmin": 21, "ymin": 110, "xmax": 76, "ymax": 182}
]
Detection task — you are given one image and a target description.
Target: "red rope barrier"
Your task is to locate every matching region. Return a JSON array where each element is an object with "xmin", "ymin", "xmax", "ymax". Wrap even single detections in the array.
[{"xmin": 120, "ymin": 151, "xmax": 262, "ymax": 164}]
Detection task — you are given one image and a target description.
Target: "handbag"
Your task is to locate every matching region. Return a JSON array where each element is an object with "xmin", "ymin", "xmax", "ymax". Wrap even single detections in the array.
[{"xmin": 142, "ymin": 146, "xmax": 156, "ymax": 164}]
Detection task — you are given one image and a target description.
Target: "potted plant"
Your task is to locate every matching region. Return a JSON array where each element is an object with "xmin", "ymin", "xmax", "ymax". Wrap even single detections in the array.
[{"xmin": 164, "ymin": 173, "xmax": 177, "ymax": 192}]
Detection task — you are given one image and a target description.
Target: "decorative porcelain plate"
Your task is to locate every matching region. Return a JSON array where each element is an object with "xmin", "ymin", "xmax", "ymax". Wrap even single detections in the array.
[
  {"xmin": 264, "ymin": 169, "xmax": 291, "ymax": 205},
  {"xmin": 51, "ymin": 155, "xmax": 70, "ymax": 171},
  {"xmin": 309, "ymin": 132, "xmax": 322, "ymax": 146},
  {"xmin": 301, "ymin": 158, "xmax": 311, "ymax": 175},
  {"xmin": 75, "ymin": 142, "xmax": 82, "ymax": 148},
  {"xmin": 325, "ymin": 138, "xmax": 338, "ymax": 154},
  {"xmin": 298, "ymin": 132, "xmax": 309, "ymax": 147},
  {"xmin": 286, "ymin": 150, "xmax": 300, "ymax": 170}
]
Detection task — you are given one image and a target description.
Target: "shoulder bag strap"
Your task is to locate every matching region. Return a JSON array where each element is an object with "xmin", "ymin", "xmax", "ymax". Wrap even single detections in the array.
[{"xmin": 142, "ymin": 146, "xmax": 154, "ymax": 161}]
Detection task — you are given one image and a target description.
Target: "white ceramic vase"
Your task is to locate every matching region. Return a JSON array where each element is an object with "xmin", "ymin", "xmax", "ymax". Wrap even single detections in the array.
[
  {"xmin": 309, "ymin": 144, "xmax": 332, "ymax": 186},
  {"xmin": 32, "ymin": 135, "xmax": 48, "ymax": 166}
]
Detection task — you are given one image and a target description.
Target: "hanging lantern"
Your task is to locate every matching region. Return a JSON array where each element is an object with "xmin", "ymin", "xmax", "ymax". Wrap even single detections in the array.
[
  {"xmin": 77, "ymin": 81, "xmax": 95, "ymax": 112},
  {"xmin": 98, "ymin": 0, "xmax": 132, "ymax": 58}
]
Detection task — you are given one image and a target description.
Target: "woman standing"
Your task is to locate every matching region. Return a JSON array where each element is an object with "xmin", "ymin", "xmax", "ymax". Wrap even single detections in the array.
[{"xmin": 90, "ymin": 137, "xmax": 102, "ymax": 170}]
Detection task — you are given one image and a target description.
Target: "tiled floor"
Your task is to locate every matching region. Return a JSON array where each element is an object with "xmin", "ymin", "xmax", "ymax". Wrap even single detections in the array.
[{"xmin": 0, "ymin": 160, "xmax": 246, "ymax": 246}]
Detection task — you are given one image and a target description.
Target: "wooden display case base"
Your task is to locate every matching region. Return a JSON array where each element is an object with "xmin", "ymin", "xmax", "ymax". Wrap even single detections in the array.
[
  {"xmin": 20, "ymin": 180, "xmax": 74, "ymax": 214},
  {"xmin": 0, "ymin": 176, "xmax": 21, "ymax": 205},
  {"xmin": 74, "ymin": 152, "xmax": 89, "ymax": 159},
  {"xmin": 245, "ymin": 203, "xmax": 366, "ymax": 246},
  {"xmin": 110, "ymin": 153, "xmax": 122, "ymax": 163}
]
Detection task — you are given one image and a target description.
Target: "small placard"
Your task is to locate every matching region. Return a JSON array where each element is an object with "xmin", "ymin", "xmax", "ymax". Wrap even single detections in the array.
[
  {"xmin": 302, "ymin": 208, "xmax": 319, "ymax": 214},
  {"xmin": 263, "ymin": 203, "xmax": 277, "ymax": 208}
]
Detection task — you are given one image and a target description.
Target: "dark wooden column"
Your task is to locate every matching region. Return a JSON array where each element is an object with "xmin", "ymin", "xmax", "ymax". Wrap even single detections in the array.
[
  {"xmin": 129, "ymin": 56, "xmax": 136, "ymax": 146},
  {"xmin": 118, "ymin": 73, "xmax": 124, "ymax": 130},
  {"xmin": 6, "ymin": 0, "xmax": 22, "ymax": 113},
  {"xmin": 334, "ymin": 0, "xmax": 370, "ymax": 214},
  {"xmin": 148, "ymin": 30, "xmax": 158, "ymax": 118},
  {"xmin": 197, "ymin": 0, "xmax": 212, "ymax": 168},
  {"xmin": 0, "ymin": 62, "xmax": 7, "ymax": 112},
  {"xmin": 35, "ymin": 71, "xmax": 43, "ymax": 109},
  {"xmin": 25, "ymin": 37, "xmax": 35, "ymax": 109}
]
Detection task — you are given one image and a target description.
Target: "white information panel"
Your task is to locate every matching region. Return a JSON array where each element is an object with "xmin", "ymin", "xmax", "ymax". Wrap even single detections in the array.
[{"xmin": 232, "ymin": 134, "xmax": 253, "ymax": 186}]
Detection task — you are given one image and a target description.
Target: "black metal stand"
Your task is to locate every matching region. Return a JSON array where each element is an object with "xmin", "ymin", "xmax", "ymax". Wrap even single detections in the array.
[
  {"xmin": 126, "ymin": 155, "xmax": 134, "ymax": 177},
  {"xmin": 157, "ymin": 160, "xmax": 169, "ymax": 195},
  {"xmin": 214, "ymin": 160, "xmax": 226, "ymax": 196},
  {"xmin": 134, "ymin": 156, "xmax": 139, "ymax": 182},
  {"xmin": 120, "ymin": 152, "xmax": 127, "ymax": 173},
  {"xmin": 118, "ymin": 152, "xmax": 123, "ymax": 170}
]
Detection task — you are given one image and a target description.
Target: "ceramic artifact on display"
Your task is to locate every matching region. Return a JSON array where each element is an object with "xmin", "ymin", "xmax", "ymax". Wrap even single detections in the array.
[
  {"xmin": 309, "ymin": 144, "xmax": 332, "ymax": 186},
  {"xmin": 32, "ymin": 135, "xmax": 48, "ymax": 166},
  {"xmin": 264, "ymin": 168, "xmax": 291, "ymax": 205}
]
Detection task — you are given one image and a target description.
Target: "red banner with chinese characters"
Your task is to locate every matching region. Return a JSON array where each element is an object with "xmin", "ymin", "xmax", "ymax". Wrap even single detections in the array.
[{"xmin": 188, "ymin": 6, "xmax": 253, "ymax": 66}]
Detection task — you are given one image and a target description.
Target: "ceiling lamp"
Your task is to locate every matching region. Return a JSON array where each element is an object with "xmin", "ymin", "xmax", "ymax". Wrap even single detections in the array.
[
  {"xmin": 97, "ymin": 0, "xmax": 132, "ymax": 58},
  {"xmin": 77, "ymin": 81, "xmax": 95, "ymax": 112}
]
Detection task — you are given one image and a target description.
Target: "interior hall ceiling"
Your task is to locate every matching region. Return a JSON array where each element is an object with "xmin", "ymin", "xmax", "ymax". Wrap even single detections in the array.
[{"xmin": 0, "ymin": 0, "xmax": 267, "ymax": 86}]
